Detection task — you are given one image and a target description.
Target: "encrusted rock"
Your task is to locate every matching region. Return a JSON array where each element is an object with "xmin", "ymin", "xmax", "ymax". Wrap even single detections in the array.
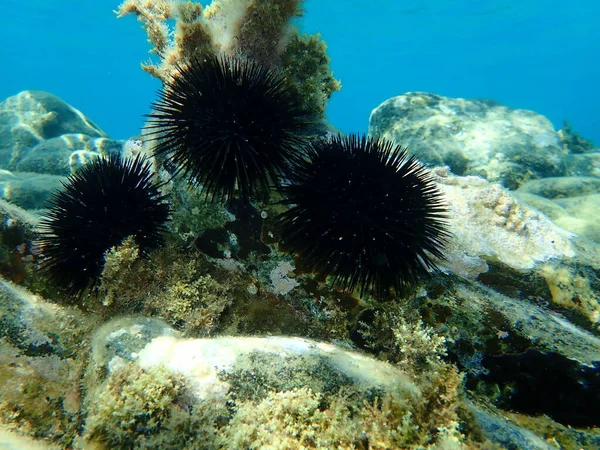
[
  {"xmin": 517, "ymin": 177, "xmax": 600, "ymax": 243},
  {"xmin": 369, "ymin": 92, "xmax": 566, "ymax": 189},
  {"xmin": 434, "ymin": 168, "xmax": 575, "ymax": 279}
]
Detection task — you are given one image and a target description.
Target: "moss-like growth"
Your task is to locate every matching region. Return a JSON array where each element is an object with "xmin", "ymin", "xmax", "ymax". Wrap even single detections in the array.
[
  {"xmin": 281, "ymin": 32, "xmax": 342, "ymax": 116},
  {"xmin": 166, "ymin": 173, "xmax": 233, "ymax": 243},
  {"xmin": 118, "ymin": 0, "xmax": 340, "ymax": 119},
  {"xmin": 146, "ymin": 264, "xmax": 232, "ymax": 336},
  {"xmin": 92, "ymin": 238, "xmax": 233, "ymax": 336},
  {"xmin": 558, "ymin": 120, "xmax": 595, "ymax": 154},
  {"xmin": 234, "ymin": 0, "xmax": 303, "ymax": 63},
  {"xmin": 356, "ymin": 302, "xmax": 449, "ymax": 375},
  {"xmin": 221, "ymin": 371, "xmax": 469, "ymax": 449},
  {"xmin": 97, "ymin": 236, "xmax": 141, "ymax": 309},
  {"xmin": 84, "ymin": 364, "xmax": 219, "ymax": 449},
  {"xmin": 0, "ymin": 346, "xmax": 85, "ymax": 448}
]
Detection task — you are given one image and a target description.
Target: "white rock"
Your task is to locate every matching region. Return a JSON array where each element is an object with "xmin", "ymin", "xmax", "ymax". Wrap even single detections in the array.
[{"xmin": 136, "ymin": 335, "xmax": 417, "ymax": 402}]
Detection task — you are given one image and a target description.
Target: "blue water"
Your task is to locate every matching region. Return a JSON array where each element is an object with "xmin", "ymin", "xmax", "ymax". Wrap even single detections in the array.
[{"xmin": 1, "ymin": 0, "xmax": 599, "ymax": 143}]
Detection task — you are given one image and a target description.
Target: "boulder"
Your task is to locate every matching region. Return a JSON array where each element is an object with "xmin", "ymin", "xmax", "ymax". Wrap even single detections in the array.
[{"xmin": 369, "ymin": 92, "xmax": 566, "ymax": 189}]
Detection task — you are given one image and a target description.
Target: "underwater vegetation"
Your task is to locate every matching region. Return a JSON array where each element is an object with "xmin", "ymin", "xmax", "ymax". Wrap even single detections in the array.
[
  {"xmin": 117, "ymin": 0, "xmax": 340, "ymax": 118},
  {"xmin": 37, "ymin": 154, "xmax": 169, "ymax": 298},
  {"xmin": 278, "ymin": 134, "xmax": 449, "ymax": 298},
  {"xmin": 146, "ymin": 55, "xmax": 312, "ymax": 202}
]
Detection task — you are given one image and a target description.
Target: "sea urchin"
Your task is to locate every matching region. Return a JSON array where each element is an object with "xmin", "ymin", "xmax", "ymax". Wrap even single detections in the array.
[
  {"xmin": 37, "ymin": 154, "xmax": 169, "ymax": 298},
  {"xmin": 277, "ymin": 134, "xmax": 449, "ymax": 298},
  {"xmin": 146, "ymin": 55, "xmax": 311, "ymax": 202}
]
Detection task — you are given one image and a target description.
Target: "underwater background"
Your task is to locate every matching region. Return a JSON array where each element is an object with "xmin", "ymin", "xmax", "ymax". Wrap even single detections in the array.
[
  {"xmin": 1, "ymin": 0, "xmax": 600, "ymax": 449},
  {"xmin": 1, "ymin": 0, "xmax": 599, "ymax": 142}
]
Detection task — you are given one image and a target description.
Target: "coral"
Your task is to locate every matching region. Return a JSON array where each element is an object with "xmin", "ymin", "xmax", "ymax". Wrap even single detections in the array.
[
  {"xmin": 277, "ymin": 134, "xmax": 449, "ymax": 298},
  {"xmin": 118, "ymin": 0, "xmax": 339, "ymax": 119},
  {"xmin": 146, "ymin": 55, "xmax": 311, "ymax": 202}
]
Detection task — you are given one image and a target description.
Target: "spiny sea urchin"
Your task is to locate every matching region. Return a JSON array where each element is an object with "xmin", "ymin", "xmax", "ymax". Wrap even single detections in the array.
[
  {"xmin": 277, "ymin": 134, "xmax": 449, "ymax": 298},
  {"xmin": 146, "ymin": 55, "xmax": 311, "ymax": 202},
  {"xmin": 37, "ymin": 154, "xmax": 169, "ymax": 298}
]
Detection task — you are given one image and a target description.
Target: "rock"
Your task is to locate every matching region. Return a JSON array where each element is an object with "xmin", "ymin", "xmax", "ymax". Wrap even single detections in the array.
[
  {"xmin": 15, "ymin": 134, "xmax": 120, "ymax": 176},
  {"xmin": 517, "ymin": 176, "xmax": 600, "ymax": 199},
  {"xmin": 481, "ymin": 349, "xmax": 600, "ymax": 427},
  {"xmin": 516, "ymin": 177, "xmax": 600, "ymax": 242},
  {"xmin": 91, "ymin": 316, "xmax": 180, "ymax": 374},
  {"xmin": 553, "ymin": 197, "xmax": 600, "ymax": 243},
  {"xmin": 0, "ymin": 91, "xmax": 106, "ymax": 166},
  {"xmin": 565, "ymin": 152, "xmax": 600, "ymax": 177},
  {"xmin": 0, "ymin": 425, "xmax": 61, "ymax": 450},
  {"xmin": 0, "ymin": 91, "xmax": 123, "ymax": 180},
  {"xmin": 0, "ymin": 278, "xmax": 92, "ymax": 445},
  {"xmin": 435, "ymin": 169, "xmax": 600, "ymax": 330},
  {"xmin": 557, "ymin": 121, "xmax": 596, "ymax": 154},
  {"xmin": 469, "ymin": 404, "xmax": 557, "ymax": 450},
  {"xmin": 0, "ymin": 199, "xmax": 39, "ymax": 283},
  {"xmin": 0, "ymin": 277, "xmax": 90, "ymax": 361},
  {"xmin": 0, "ymin": 171, "xmax": 65, "ymax": 210},
  {"xmin": 369, "ymin": 92, "xmax": 566, "ymax": 189},
  {"xmin": 84, "ymin": 317, "xmax": 470, "ymax": 449},
  {"xmin": 434, "ymin": 168, "xmax": 575, "ymax": 279},
  {"xmin": 91, "ymin": 318, "xmax": 416, "ymax": 403}
]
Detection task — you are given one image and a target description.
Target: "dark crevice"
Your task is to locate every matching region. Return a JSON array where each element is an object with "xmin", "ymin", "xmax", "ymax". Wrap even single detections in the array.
[{"xmin": 480, "ymin": 349, "xmax": 600, "ymax": 428}]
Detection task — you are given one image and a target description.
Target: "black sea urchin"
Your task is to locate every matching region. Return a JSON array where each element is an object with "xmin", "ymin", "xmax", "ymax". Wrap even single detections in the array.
[
  {"xmin": 37, "ymin": 154, "xmax": 169, "ymax": 298},
  {"xmin": 277, "ymin": 134, "xmax": 449, "ymax": 298},
  {"xmin": 146, "ymin": 55, "xmax": 310, "ymax": 202}
]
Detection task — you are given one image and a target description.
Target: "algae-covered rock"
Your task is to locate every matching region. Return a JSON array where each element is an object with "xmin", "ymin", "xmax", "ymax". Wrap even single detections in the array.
[
  {"xmin": 0, "ymin": 199, "xmax": 39, "ymax": 285},
  {"xmin": 84, "ymin": 318, "xmax": 470, "ymax": 449},
  {"xmin": 15, "ymin": 134, "xmax": 120, "ymax": 176},
  {"xmin": 517, "ymin": 176, "xmax": 600, "ymax": 199},
  {"xmin": 369, "ymin": 92, "xmax": 566, "ymax": 189},
  {"xmin": 0, "ymin": 278, "xmax": 93, "ymax": 447}
]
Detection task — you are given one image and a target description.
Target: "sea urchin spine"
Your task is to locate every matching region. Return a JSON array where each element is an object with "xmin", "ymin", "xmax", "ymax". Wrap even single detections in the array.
[
  {"xmin": 277, "ymin": 134, "xmax": 449, "ymax": 298},
  {"xmin": 37, "ymin": 153, "xmax": 170, "ymax": 298},
  {"xmin": 146, "ymin": 54, "xmax": 311, "ymax": 202}
]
